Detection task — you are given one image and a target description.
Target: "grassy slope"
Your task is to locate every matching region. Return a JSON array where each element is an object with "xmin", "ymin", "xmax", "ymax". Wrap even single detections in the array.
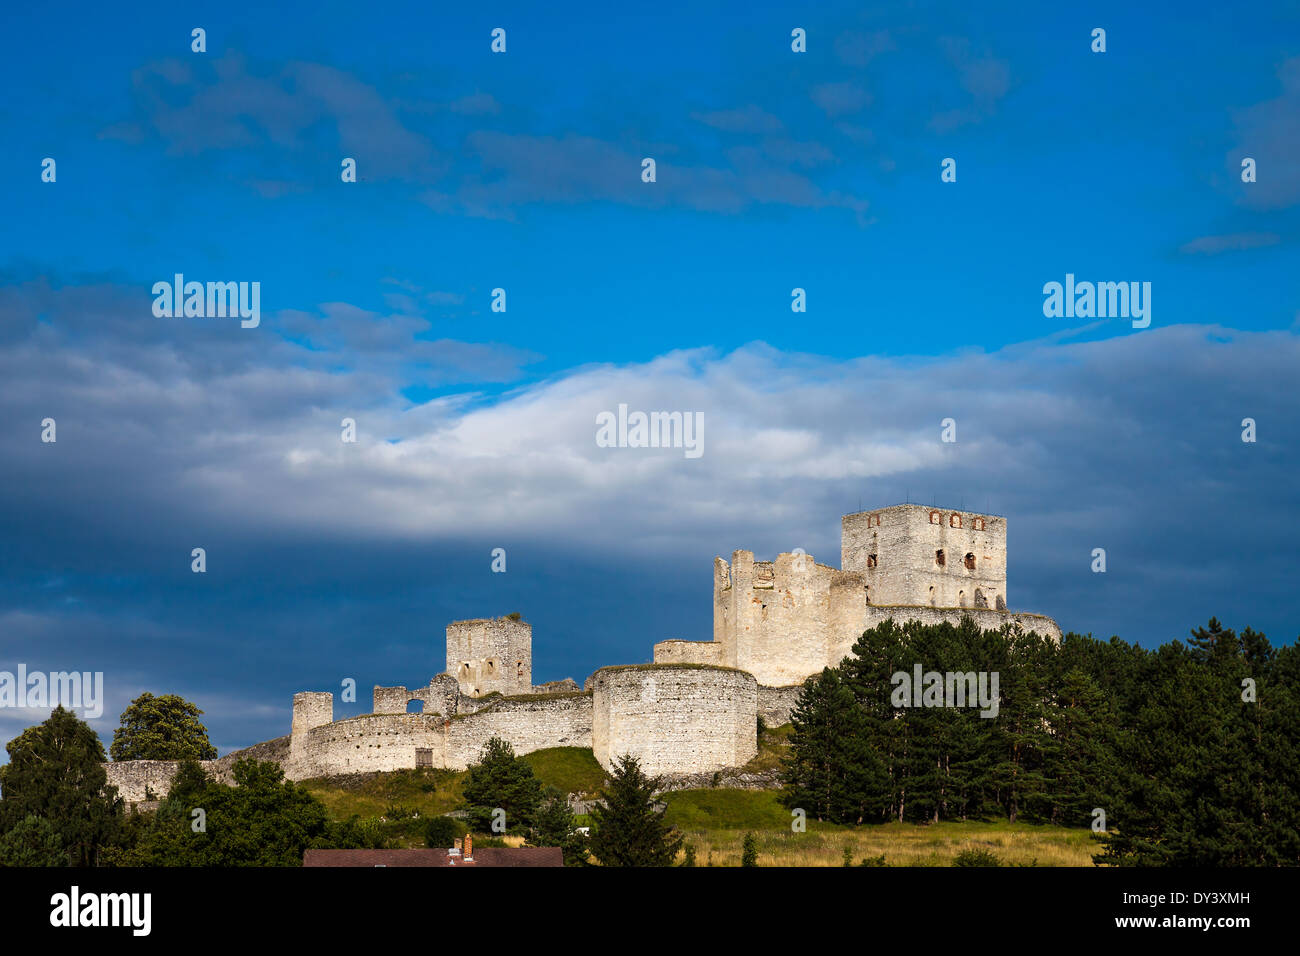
[
  {"xmin": 740, "ymin": 723, "xmax": 793, "ymax": 773},
  {"xmin": 302, "ymin": 743, "xmax": 1099, "ymax": 865},
  {"xmin": 300, "ymin": 748, "xmax": 606, "ymax": 818},
  {"xmin": 662, "ymin": 789, "xmax": 1098, "ymax": 866},
  {"xmin": 521, "ymin": 746, "xmax": 607, "ymax": 796}
]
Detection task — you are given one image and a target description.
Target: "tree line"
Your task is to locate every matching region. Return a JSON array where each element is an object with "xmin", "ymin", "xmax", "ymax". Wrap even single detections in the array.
[{"xmin": 779, "ymin": 617, "xmax": 1300, "ymax": 865}]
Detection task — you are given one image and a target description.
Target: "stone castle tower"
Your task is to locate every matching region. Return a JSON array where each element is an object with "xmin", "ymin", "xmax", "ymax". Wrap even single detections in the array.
[
  {"xmin": 654, "ymin": 504, "xmax": 1058, "ymax": 687},
  {"xmin": 842, "ymin": 504, "xmax": 1007, "ymax": 610},
  {"xmin": 445, "ymin": 616, "xmax": 532, "ymax": 698}
]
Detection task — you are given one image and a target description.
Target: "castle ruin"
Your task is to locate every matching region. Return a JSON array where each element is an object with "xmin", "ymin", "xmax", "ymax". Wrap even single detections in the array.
[
  {"xmin": 104, "ymin": 505, "xmax": 1061, "ymax": 803},
  {"xmin": 654, "ymin": 504, "xmax": 1059, "ymax": 685}
]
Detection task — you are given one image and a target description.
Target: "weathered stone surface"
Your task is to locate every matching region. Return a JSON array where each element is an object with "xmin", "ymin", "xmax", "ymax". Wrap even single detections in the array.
[
  {"xmin": 104, "ymin": 735, "xmax": 290, "ymax": 805},
  {"xmin": 591, "ymin": 665, "xmax": 757, "ymax": 777},
  {"xmin": 373, "ymin": 674, "xmax": 459, "ymax": 716},
  {"xmin": 285, "ymin": 692, "xmax": 594, "ymax": 779},
  {"xmin": 446, "ymin": 617, "xmax": 532, "ymax": 698},
  {"xmin": 757, "ymin": 683, "xmax": 806, "ymax": 727}
]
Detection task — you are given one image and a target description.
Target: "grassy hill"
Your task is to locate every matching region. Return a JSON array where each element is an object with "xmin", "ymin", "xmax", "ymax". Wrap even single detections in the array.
[
  {"xmin": 300, "ymin": 744, "xmax": 1100, "ymax": 865},
  {"xmin": 662, "ymin": 789, "xmax": 1098, "ymax": 866},
  {"xmin": 521, "ymin": 746, "xmax": 607, "ymax": 795}
]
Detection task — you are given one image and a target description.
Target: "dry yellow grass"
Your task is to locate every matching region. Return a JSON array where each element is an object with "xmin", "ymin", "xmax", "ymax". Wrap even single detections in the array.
[{"xmin": 678, "ymin": 822, "xmax": 1098, "ymax": 867}]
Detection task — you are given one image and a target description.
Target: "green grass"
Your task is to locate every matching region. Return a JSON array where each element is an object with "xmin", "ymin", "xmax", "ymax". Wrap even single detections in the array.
[
  {"xmin": 664, "ymin": 789, "xmax": 794, "ymax": 830},
  {"xmin": 301, "ymin": 747, "xmax": 606, "ymax": 848},
  {"xmin": 303, "ymin": 746, "xmax": 608, "ymax": 822},
  {"xmin": 522, "ymin": 747, "xmax": 608, "ymax": 795},
  {"xmin": 300, "ymin": 767, "xmax": 466, "ymax": 847},
  {"xmin": 302, "ymin": 767, "xmax": 465, "ymax": 819},
  {"xmin": 663, "ymin": 790, "xmax": 1101, "ymax": 867},
  {"xmin": 741, "ymin": 723, "xmax": 793, "ymax": 774}
]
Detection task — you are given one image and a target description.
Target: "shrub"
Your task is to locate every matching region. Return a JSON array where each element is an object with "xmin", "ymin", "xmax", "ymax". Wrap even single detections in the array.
[
  {"xmin": 953, "ymin": 848, "xmax": 1001, "ymax": 867},
  {"xmin": 423, "ymin": 815, "xmax": 465, "ymax": 849}
]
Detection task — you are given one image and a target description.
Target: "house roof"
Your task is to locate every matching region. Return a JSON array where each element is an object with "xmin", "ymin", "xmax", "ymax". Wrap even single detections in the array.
[{"xmin": 303, "ymin": 847, "xmax": 564, "ymax": 868}]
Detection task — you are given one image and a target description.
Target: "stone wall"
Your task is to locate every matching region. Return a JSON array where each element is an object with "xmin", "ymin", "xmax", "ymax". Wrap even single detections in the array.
[
  {"xmin": 446, "ymin": 617, "xmax": 532, "ymax": 698},
  {"xmin": 441, "ymin": 693, "xmax": 592, "ymax": 768},
  {"xmin": 373, "ymin": 674, "xmax": 459, "ymax": 716},
  {"xmin": 711, "ymin": 549, "xmax": 866, "ymax": 686},
  {"xmin": 208, "ymin": 734, "xmax": 290, "ymax": 779},
  {"xmin": 857, "ymin": 605, "xmax": 1061, "ymax": 645},
  {"xmin": 104, "ymin": 760, "xmax": 194, "ymax": 805},
  {"xmin": 757, "ymin": 683, "xmax": 806, "ymax": 727},
  {"xmin": 285, "ymin": 691, "xmax": 593, "ymax": 778},
  {"xmin": 715, "ymin": 550, "xmax": 846, "ymax": 686},
  {"xmin": 591, "ymin": 665, "xmax": 757, "ymax": 777},
  {"xmin": 287, "ymin": 713, "xmax": 444, "ymax": 778},
  {"xmin": 104, "ymin": 735, "xmax": 291, "ymax": 805},
  {"xmin": 651, "ymin": 639, "xmax": 724, "ymax": 666}
]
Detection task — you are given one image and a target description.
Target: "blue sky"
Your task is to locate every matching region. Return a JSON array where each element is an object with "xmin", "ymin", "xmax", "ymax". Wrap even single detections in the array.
[{"xmin": 1, "ymin": 1, "xmax": 1298, "ymax": 756}]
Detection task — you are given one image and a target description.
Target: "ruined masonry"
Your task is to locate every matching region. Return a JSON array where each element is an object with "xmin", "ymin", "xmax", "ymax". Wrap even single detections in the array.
[{"xmin": 105, "ymin": 505, "xmax": 1061, "ymax": 803}]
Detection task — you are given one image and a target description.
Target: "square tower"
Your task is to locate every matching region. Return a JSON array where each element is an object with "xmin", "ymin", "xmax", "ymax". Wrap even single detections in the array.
[
  {"xmin": 842, "ymin": 504, "xmax": 1007, "ymax": 610},
  {"xmin": 445, "ymin": 616, "xmax": 532, "ymax": 698}
]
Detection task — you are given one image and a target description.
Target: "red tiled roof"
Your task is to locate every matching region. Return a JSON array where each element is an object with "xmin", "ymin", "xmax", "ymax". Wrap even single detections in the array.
[{"xmin": 303, "ymin": 847, "xmax": 564, "ymax": 868}]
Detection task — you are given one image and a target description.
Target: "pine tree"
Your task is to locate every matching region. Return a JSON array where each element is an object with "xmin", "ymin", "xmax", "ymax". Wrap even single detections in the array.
[
  {"xmin": 529, "ymin": 787, "xmax": 589, "ymax": 865},
  {"xmin": 780, "ymin": 667, "xmax": 888, "ymax": 823},
  {"xmin": 461, "ymin": 737, "xmax": 543, "ymax": 835},
  {"xmin": 589, "ymin": 754, "xmax": 682, "ymax": 866},
  {"xmin": 1042, "ymin": 668, "xmax": 1116, "ymax": 827},
  {"xmin": 1094, "ymin": 629, "xmax": 1266, "ymax": 866}
]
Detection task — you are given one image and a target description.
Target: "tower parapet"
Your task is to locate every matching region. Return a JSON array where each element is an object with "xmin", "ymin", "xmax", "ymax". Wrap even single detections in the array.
[
  {"xmin": 843, "ymin": 504, "xmax": 1007, "ymax": 611},
  {"xmin": 446, "ymin": 616, "xmax": 532, "ymax": 698}
]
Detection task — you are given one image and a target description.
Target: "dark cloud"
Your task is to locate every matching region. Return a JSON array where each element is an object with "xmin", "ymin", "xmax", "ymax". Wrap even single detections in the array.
[{"xmin": 2, "ymin": 276, "xmax": 1297, "ymax": 755}]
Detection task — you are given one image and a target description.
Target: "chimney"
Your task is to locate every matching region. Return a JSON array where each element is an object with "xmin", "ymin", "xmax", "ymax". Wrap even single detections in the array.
[{"xmin": 464, "ymin": 833, "xmax": 473, "ymax": 861}]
